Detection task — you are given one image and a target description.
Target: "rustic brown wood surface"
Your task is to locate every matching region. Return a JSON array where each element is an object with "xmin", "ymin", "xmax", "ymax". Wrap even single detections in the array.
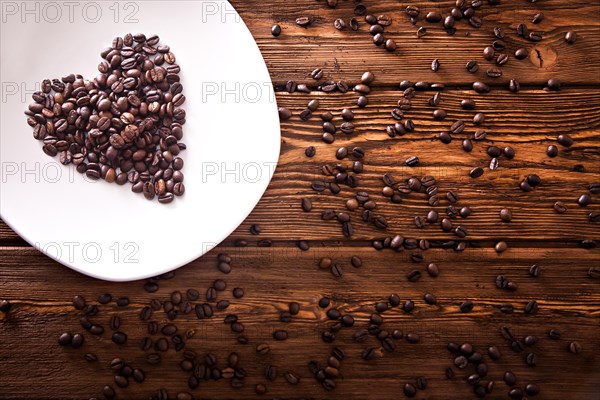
[{"xmin": 1, "ymin": 0, "xmax": 599, "ymax": 399}]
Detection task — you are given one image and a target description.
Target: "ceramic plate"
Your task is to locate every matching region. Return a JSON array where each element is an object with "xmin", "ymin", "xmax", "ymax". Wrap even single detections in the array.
[{"xmin": 0, "ymin": 0, "xmax": 280, "ymax": 281}]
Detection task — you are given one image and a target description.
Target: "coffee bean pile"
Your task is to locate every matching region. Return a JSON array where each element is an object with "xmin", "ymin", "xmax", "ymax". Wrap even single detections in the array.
[
  {"xmin": 308, "ymin": 346, "xmax": 346, "ymax": 391},
  {"xmin": 443, "ymin": 324, "xmax": 584, "ymax": 398},
  {"xmin": 24, "ymin": 33, "xmax": 186, "ymax": 203}
]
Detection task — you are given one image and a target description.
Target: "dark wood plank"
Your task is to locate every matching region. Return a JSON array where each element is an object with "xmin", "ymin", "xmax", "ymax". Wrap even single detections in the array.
[
  {"xmin": 2, "ymin": 89, "xmax": 599, "ymax": 244},
  {"xmin": 232, "ymin": 0, "xmax": 600, "ymax": 86},
  {"xmin": 1, "ymin": 246, "xmax": 599, "ymax": 399}
]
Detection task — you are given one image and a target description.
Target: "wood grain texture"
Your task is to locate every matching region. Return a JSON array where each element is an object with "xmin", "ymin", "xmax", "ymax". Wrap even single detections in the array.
[
  {"xmin": 1, "ymin": 246, "xmax": 599, "ymax": 399},
  {"xmin": 1, "ymin": 0, "xmax": 600, "ymax": 399},
  {"xmin": 233, "ymin": 0, "xmax": 600, "ymax": 86}
]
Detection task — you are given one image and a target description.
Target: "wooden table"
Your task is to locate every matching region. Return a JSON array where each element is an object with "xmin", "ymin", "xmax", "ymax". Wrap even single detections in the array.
[{"xmin": 2, "ymin": 1, "xmax": 599, "ymax": 398}]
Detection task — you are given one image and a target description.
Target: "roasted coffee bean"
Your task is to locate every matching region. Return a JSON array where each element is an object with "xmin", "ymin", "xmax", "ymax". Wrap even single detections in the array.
[
  {"xmin": 424, "ymin": 293, "xmax": 437, "ymax": 305},
  {"xmin": 527, "ymin": 174, "xmax": 541, "ymax": 186},
  {"xmin": 528, "ymin": 30, "xmax": 543, "ymax": 42},
  {"xmin": 500, "ymin": 208, "xmax": 513, "ymax": 222},
  {"xmin": 487, "ymin": 68, "xmax": 502, "ymax": 78},
  {"xmin": 426, "ymin": 12, "xmax": 442, "ymax": 22},
  {"xmin": 556, "ymin": 133, "xmax": 573, "ymax": 147},
  {"xmin": 578, "ymin": 194, "xmax": 592, "ymax": 206},
  {"xmin": 405, "ymin": 156, "xmax": 419, "ymax": 167},
  {"xmin": 532, "ymin": 12, "xmax": 544, "ymax": 24},
  {"xmin": 548, "ymin": 78, "xmax": 562, "ymax": 90},
  {"xmin": 470, "ymin": 167, "xmax": 484, "ymax": 178},
  {"xmin": 429, "ymin": 92, "xmax": 442, "ymax": 107},
  {"xmin": 406, "ymin": 333, "xmax": 420, "ymax": 343},
  {"xmin": 565, "ymin": 31, "xmax": 577, "ymax": 44},
  {"xmin": 466, "ymin": 60, "xmax": 479, "ymax": 73},
  {"xmin": 331, "ymin": 263, "xmax": 343, "ymax": 277},
  {"xmin": 524, "ymin": 300, "xmax": 539, "ymax": 314},
  {"xmin": 334, "ymin": 18, "xmax": 346, "ymax": 30},
  {"xmin": 403, "ymin": 383, "xmax": 417, "ymax": 397},
  {"xmin": 545, "ymin": 144, "xmax": 560, "ymax": 157},
  {"xmin": 112, "ymin": 331, "xmax": 127, "ymax": 345},
  {"xmin": 460, "ymin": 300, "xmax": 474, "ymax": 312},
  {"xmin": 271, "ymin": 24, "xmax": 281, "ymax": 36},
  {"xmin": 473, "ymin": 82, "xmax": 490, "ymax": 93},
  {"xmin": 296, "ymin": 17, "xmax": 311, "ymax": 27},
  {"xmin": 407, "ymin": 270, "xmax": 421, "ymax": 282},
  {"xmin": 284, "ymin": 371, "xmax": 300, "ymax": 385},
  {"xmin": 569, "ymin": 341, "xmax": 582, "ymax": 354},
  {"xmin": 503, "ymin": 371, "xmax": 517, "ymax": 387},
  {"xmin": 433, "ymin": 109, "xmax": 447, "ymax": 120},
  {"xmin": 273, "ymin": 330, "xmax": 288, "ymax": 341},
  {"xmin": 525, "ymin": 383, "xmax": 540, "ymax": 396},
  {"xmin": 525, "ymin": 352, "xmax": 538, "ymax": 366},
  {"xmin": 278, "ymin": 107, "xmax": 291, "ymax": 120}
]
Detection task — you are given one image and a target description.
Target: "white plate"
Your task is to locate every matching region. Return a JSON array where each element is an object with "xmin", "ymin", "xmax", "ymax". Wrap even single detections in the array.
[{"xmin": 0, "ymin": 0, "xmax": 280, "ymax": 281}]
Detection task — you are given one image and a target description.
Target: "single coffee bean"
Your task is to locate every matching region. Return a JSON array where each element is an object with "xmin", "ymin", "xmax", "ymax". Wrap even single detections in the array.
[
  {"xmin": 504, "ymin": 371, "xmax": 517, "ymax": 386},
  {"xmin": 525, "ymin": 383, "xmax": 540, "ymax": 396},
  {"xmin": 578, "ymin": 194, "xmax": 592, "ymax": 206},
  {"xmin": 433, "ymin": 109, "xmax": 447, "ymax": 120},
  {"xmin": 406, "ymin": 156, "xmax": 420, "ymax": 167},
  {"xmin": 116, "ymin": 297, "xmax": 129, "ymax": 307},
  {"xmin": 525, "ymin": 300, "xmax": 539, "ymax": 314},
  {"xmin": 112, "ymin": 331, "xmax": 128, "ymax": 345},
  {"xmin": 71, "ymin": 333, "xmax": 84, "ymax": 349},
  {"xmin": 547, "ymin": 78, "xmax": 562, "ymax": 90},
  {"xmin": 500, "ymin": 208, "xmax": 513, "ymax": 222},
  {"xmin": 529, "ymin": 264, "xmax": 540, "ymax": 277},
  {"xmin": 470, "ymin": 167, "xmax": 484, "ymax": 178},
  {"xmin": 407, "ymin": 270, "xmax": 421, "ymax": 282},
  {"xmin": 515, "ymin": 47, "xmax": 529, "ymax": 60},
  {"xmin": 547, "ymin": 145, "xmax": 559, "ymax": 157},
  {"xmin": 278, "ymin": 107, "xmax": 291, "ymax": 120},
  {"xmin": 527, "ymin": 174, "xmax": 541, "ymax": 186},
  {"xmin": 565, "ymin": 31, "xmax": 577, "ymax": 44},
  {"xmin": 273, "ymin": 330, "xmax": 288, "ymax": 341},
  {"xmin": 473, "ymin": 82, "xmax": 490, "ymax": 93},
  {"xmin": 460, "ymin": 300, "xmax": 474, "ymax": 313},
  {"xmin": 569, "ymin": 341, "xmax": 582, "ymax": 354},
  {"xmin": 532, "ymin": 12, "xmax": 544, "ymax": 23},
  {"xmin": 557, "ymin": 133, "xmax": 573, "ymax": 147},
  {"xmin": 296, "ymin": 17, "xmax": 311, "ymax": 27},
  {"xmin": 403, "ymin": 383, "xmax": 417, "ymax": 397},
  {"xmin": 406, "ymin": 333, "xmax": 420, "ymax": 343},
  {"xmin": 271, "ymin": 24, "xmax": 281, "ymax": 37},
  {"xmin": 495, "ymin": 241, "xmax": 508, "ymax": 253},
  {"xmin": 426, "ymin": 12, "xmax": 442, "ymax": 22},
  {"xmin": 551, "ymin": 200, "xmax": 568, "ymax": 214},
  {"xmin": 466, "ymin": 60, "xmax": 479, "ymax": 73},
  {"xmin": 526, "ymin": 352, "xmax": 538, "ymax": 366},
  {"xmin": 58, "ymin": 332, "xmax": 73, "ymax": 346}
]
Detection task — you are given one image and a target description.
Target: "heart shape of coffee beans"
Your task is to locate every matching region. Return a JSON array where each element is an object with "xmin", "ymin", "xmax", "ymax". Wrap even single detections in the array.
[{"xmin": 25, "ymin": 33, "xmax": 186, "ymax": 204}]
